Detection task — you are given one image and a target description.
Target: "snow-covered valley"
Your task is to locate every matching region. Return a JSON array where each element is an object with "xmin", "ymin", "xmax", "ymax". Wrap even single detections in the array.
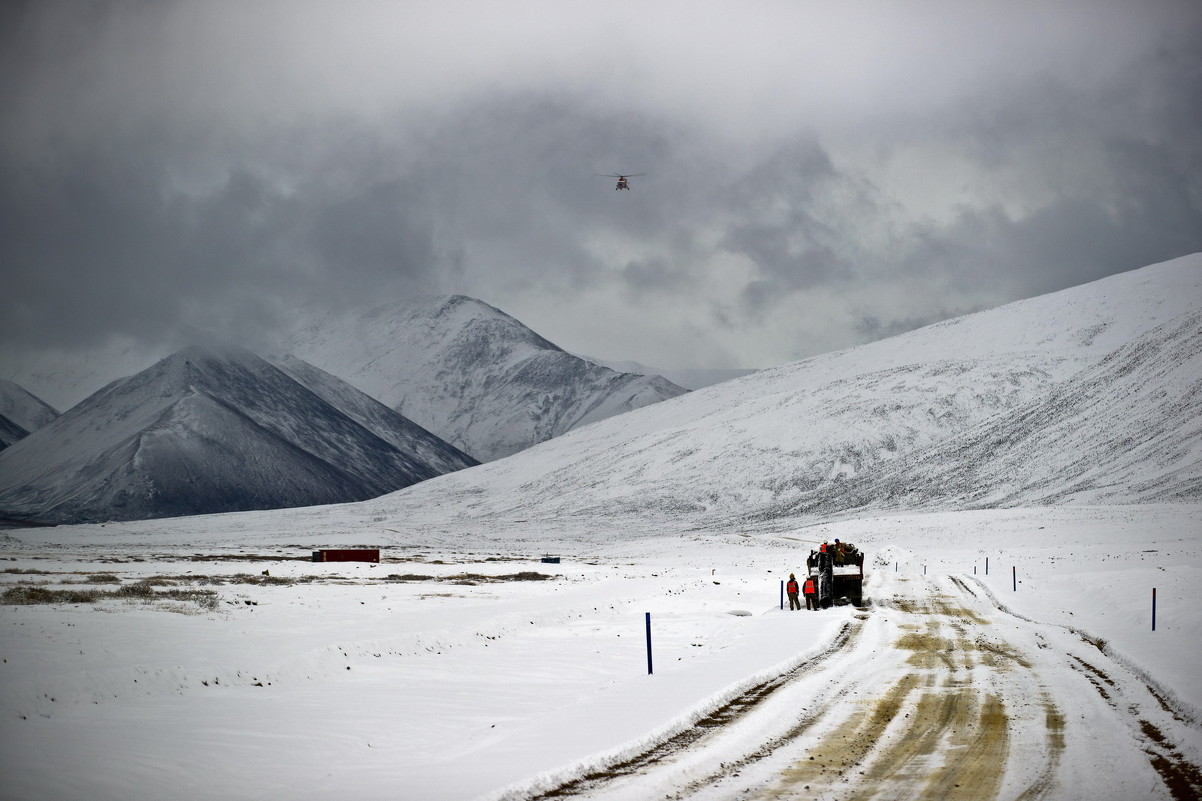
[{"xmin": 1, "ymin": 505, "xmax": 1198, "ymax": 800}]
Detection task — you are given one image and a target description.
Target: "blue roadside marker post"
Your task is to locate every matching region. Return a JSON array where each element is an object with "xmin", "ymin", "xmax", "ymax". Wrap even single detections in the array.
[
  {"xmin": 645, "ymin": 612, "xmax": 653, "ymax": 675},
  {"xmin": 1152, "ymin": 588, "xmax": 1157, "ymax": 632},
  {"xmin": 780, "ymin": 580, "xmax": 784, "ymax": 610},
  {"xmin": 1013, "ymin": 566, "xmax": 1017, "ymax": 592}
]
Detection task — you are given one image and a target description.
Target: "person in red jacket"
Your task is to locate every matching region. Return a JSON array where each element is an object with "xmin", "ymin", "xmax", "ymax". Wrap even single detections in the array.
[
  {"xmin": 803, "ymin": 576, "xmax": 818, "ymax": 610},
  {"xmin": 786, "ymin": 573, "xmax": 801, "ymax": 610}
]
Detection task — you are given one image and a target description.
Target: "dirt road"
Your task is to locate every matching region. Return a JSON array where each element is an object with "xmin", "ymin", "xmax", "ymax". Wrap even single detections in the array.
[{"xmin": 521, "ymin": 570, "xmax": 1202, "ymax": 801}]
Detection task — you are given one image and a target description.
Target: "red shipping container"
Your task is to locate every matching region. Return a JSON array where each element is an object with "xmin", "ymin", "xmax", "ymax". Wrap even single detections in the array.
[{"xmin": 312, "ymin": 549, "xmax": 380, "ymax": 563}]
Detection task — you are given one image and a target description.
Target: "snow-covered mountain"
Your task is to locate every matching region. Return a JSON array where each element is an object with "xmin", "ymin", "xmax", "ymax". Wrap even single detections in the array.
[
  {"xmin": 0, "ymin": 340, "xmax": 165, "ymax": 414},
  {"xmin": 267, "ymin": 353, "xmax": 477, "ymax": 474},
  {"xmin": 336, "ymin": 253, "xmax": 1200, "ymax": 534},
  {"xmin": 0, "ymin": 414, "xmax": 29, "ymax": 451},
  {"xmin": 0, "ymin": 379, "xmax": 58, "ymax": 448},
  {"xmin": 283, "ymin": 295, "xmax": 689, "ymax": 461},
  {"xmin": 0, "ymin": 346, "xmax": 477, "ymax": 525},
  {"xmin": 843, "ymin": 309, "xmax": 1202, "ymax": 510},
  {"xmin": 8, "ymin": 255, "xmax": 1200, "ymax": 536}
]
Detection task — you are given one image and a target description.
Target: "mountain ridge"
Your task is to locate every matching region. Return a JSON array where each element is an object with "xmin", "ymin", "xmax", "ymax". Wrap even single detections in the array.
[
  {"xmin": 0, "ymin": 346, "xmax": 477, "ymax": 524},
  {"xmin": 0, "ymin": 379, "xmax": 58, "ymax": 449},
  {"xmin": 284, "ymin": 294, "xmax": 688, "ymax": 461},
  {"xmin": 344, "ymin": 253, "xmax": 1202, "ymax": 533},
  {"xmin": 4, "ymin": 254, "xmax": 1199, "ymax": 539}
]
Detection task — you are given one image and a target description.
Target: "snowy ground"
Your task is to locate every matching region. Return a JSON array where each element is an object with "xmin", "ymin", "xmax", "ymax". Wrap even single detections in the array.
[{"xmin": 1, "ymin": 503, "xmax": 1199, "ymax": 800}]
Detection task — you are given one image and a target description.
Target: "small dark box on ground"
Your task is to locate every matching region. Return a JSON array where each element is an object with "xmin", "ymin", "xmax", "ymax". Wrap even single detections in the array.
[{"xmin": 312, "ymin": 549, "xmax": 380, "ymax": 563}]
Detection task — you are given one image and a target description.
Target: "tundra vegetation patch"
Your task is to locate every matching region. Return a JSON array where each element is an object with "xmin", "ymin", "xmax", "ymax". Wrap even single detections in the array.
[{"xmin": 2, "ymin": 581, "xmax": 219, "ymax": 611}]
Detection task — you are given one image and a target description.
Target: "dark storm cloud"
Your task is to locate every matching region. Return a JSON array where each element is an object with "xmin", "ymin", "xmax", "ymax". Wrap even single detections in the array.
[
  {"xmin": 620, "ymin": 256, "xmax": 688, "ymax": 294},
  {"xmin": 881, "ymin": 64, "xmax": 1202, "ymax": 309},
  {"xmin": 0, "ymin": 138, "xmax": 447, "ymax": 351},
  {"xmin": 2, "ymin": 0, "xmax": 1201, "ymax": 392},
  {"xmin": 716, "ymin": 137, "xmax": 857, "ymax": 306}
]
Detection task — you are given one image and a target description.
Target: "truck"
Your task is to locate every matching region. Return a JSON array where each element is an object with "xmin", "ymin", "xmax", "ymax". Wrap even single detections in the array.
[{"xmin": 806, "ymin": 542, "xmax": 865, "ymax": 608}]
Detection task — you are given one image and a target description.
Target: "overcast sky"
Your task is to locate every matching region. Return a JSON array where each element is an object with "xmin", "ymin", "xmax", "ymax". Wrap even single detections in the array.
[{"xmin": 3, "ymin": 0, "xmax": 1201, "ymax": 404}]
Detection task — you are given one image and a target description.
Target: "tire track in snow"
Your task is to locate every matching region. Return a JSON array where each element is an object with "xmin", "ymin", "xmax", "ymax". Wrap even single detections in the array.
[
  {"xmin": 1065, "ymin": 654, "xmax": 1202, "ymax": 800},
  {"xmin": 515, "ymin": 616, "xmax": 867, "ymax": 800},
  {"xmin": 975, "ymin": 574, "xmax": 1202, "ymax": 801},
  {"xmin": 511, "ymin": 568, "xmax": 1201, "ymax": 801},
  {"xmin": 514, "ymin": 573, "xmax": 1070, "ymax": 801},
  {"xmin": 738, "ymin": 578, "xmax": 1055, "ymax": 801}
]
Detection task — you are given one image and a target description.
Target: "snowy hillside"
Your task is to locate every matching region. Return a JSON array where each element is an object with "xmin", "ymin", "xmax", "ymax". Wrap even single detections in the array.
[
  {"xmin": 284, "ymin": 295, "xmax": 688, "ymax": 461},
  {"xmin": 857, "ymin": 310, "xmax": 1202, "ymax": 509},
  {"xmin": 577, "ymin": 356, "xmax": 758, "ymax": 390},
  {"xmin": 267, "ymin": 354, "xmax": 477, "ymax": 476},
  {"xmin": 0, "ymin": 346, "xmax": 476, "ymax": 524},
  {"xmin": 0, "ymin": 379, "xmax": 58, "ymax": 448},
  {"xmin": 0, "ymin": 340, "xmax": 165, "ymax": 413},
  {"xmin": 0, "ymin": 414, "xmax": 28, "ymax": 451},
  {"xmin": 0, "ymin": 379, "xmax": 59, "ymax": 431},
  {"xmin": 34, "ymin": 254, "xmax": 1200, "ymax": 544},
  {"xmin": 340, "ymin": 254, "xmax": 1202, "ymax": 533}
]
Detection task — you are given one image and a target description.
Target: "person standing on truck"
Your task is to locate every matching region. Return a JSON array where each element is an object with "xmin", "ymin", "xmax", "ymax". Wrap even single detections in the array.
[
  {"xmin": 786, "ymin": 573, "xmax": 801, "ymax": 610},
  {"xmin": 803, "ymin": 575, "xmax": 818, "ymax": 610},
  {"xmin": 834, "ymin": 538, "xmax": 846, "ymax": 566}
]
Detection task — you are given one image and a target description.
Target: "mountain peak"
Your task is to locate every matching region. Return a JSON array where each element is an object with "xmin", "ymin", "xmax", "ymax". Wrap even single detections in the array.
[
  {"xmin": 0, "ymin": 379, "xmax": 59, "ymax": 439},
  {"xmin": 0, "ymin": 346, "xmax": 475, "ymax": 525},
  {"xmin": 354, "ymin": 254, "xmax": 1202, "ymax": 531},
  {"xmin": 286, "ymin": 294, "xmax": 686, "ymax": 460}
]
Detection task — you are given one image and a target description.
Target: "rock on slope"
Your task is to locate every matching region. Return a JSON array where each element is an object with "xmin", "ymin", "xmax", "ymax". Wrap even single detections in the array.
[
  {"xmin": 0, "ymin": 346, "xmax": 477, "ymax": 524},
  {"xmin": 285, "ymin": 295, "xmax": 688, "ymax": 461}
]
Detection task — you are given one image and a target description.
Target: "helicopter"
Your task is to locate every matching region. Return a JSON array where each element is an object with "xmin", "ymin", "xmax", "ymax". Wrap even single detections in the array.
[{"xmin": 596, "ymin": 172, "xmax": 647, "ymax": 190}]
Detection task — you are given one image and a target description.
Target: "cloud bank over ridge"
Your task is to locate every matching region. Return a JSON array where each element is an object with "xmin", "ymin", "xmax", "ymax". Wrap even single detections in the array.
[{"xmin": 3, "ymin": 1, "xmax": 1200, "ymax": 392}]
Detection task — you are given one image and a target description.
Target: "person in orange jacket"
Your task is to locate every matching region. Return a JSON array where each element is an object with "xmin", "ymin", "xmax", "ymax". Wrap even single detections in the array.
[
  {"xmin": 803, "ymin": 575, "xmax": 818, "ymax": 610},
  {"xmin": 786, "ymin": 573, "xmax": 801, "ymax": 610}
]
